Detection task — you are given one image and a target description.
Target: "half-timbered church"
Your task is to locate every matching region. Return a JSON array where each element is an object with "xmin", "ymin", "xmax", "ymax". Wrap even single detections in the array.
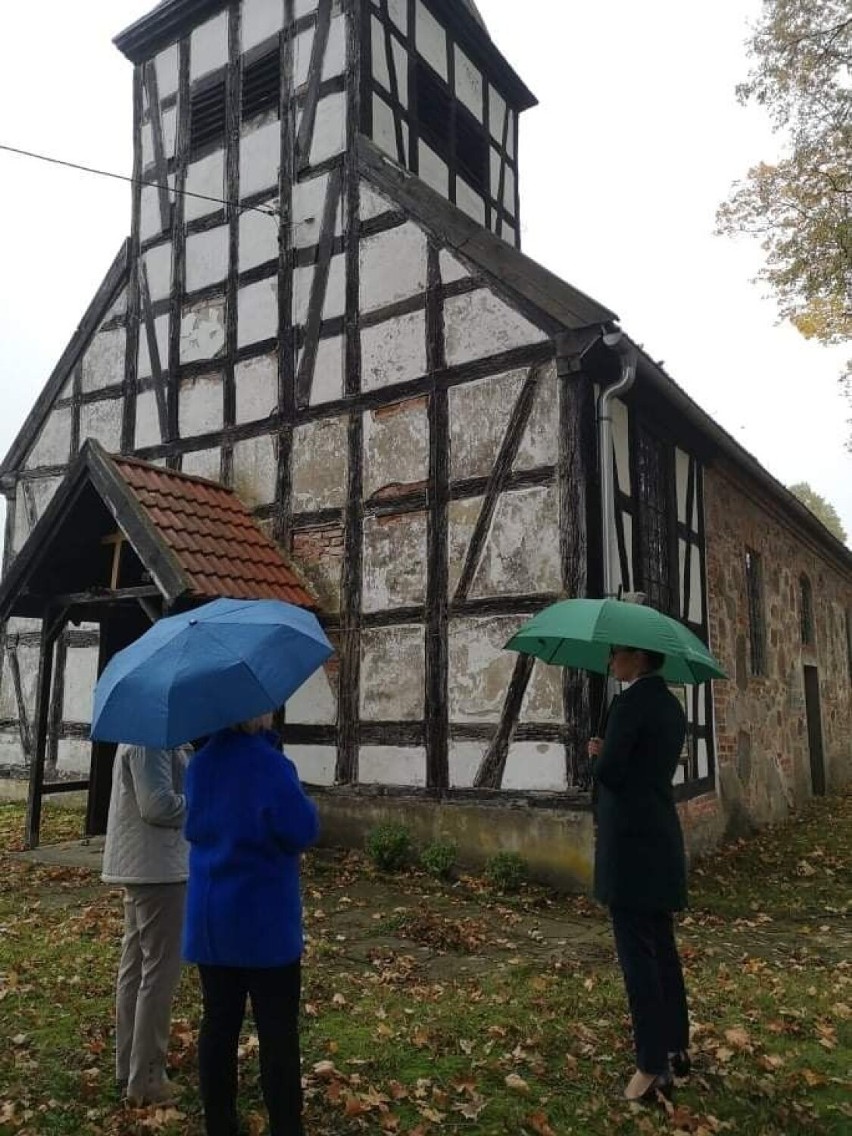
[{"xmin": 2, "ymin": 0, "xmax": 851, "ymax": 880}]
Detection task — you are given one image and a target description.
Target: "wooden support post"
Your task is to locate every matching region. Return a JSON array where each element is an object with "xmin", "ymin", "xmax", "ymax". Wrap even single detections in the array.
[{"xmin": 24, "ymin": 612, "xmax": 61, "ymax": 850}]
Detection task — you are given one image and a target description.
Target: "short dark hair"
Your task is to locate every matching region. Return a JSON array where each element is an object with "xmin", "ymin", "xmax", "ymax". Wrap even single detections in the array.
[{"xmin": 642, "ymin": 649, "xmax": 665, "ymax": 672}]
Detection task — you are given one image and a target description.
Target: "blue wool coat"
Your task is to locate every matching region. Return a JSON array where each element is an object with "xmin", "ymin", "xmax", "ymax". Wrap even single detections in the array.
[{"xmin": 183, "ymin": 729, "xmax": 319, "ymax": 968}]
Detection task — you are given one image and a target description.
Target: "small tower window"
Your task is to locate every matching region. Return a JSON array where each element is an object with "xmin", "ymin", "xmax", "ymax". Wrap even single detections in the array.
[
  {"xmin": 799, "ymin": 574, "xmax": 814, "ymax": 645},
  {"xmin": 190, "ymin": 79, "xmax": 227, "ymax": 155},
  {"xmin": 414, "ymin": 60, "xmax": 488, "ymax": 198},
  {"xmin": 242, "ymin": 48, "xmax": 280, "ymax": 122}
]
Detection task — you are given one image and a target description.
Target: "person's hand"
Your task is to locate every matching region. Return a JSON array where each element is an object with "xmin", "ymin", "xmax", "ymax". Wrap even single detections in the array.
[{"xmin": 587, "ymin": 737, "xmax": 603, "ymax": 759}]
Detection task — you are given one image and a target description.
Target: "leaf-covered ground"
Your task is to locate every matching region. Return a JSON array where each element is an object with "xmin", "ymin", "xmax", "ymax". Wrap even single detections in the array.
[{"xmin": 0, "ymin": 793, "xmax": 850, "ymax": 1136}]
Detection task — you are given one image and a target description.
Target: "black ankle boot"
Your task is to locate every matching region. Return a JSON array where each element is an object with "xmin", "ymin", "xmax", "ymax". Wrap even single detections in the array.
[{"xmin": 670, "ymin": 1050, "xmax": 691, "ymax": 1078}]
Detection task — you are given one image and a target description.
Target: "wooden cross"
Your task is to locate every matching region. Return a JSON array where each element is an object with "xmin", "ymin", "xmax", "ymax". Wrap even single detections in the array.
[{"xmin": 101, "ymin": 530, "xmax": 128, "ymax": 590}]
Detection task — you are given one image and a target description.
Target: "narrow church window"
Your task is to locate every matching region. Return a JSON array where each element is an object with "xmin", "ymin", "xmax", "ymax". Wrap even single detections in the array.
[
  {"xmin": 635, "ymin": 424, "xmax": 676, "ymax": 615},
  {"xmin": 242, "ymin": 48, "xmax": 280, "ymax": 122},
  {"xmin": 745, "ymin": 549, "xmax": 766, "ymax": 675},
  {"xmin": 190, "ymin": 79, "xmax": 227, "ymax": 154},
  {"xmin": 799, "ymin": 574, "xmax": 814, "ymax": 645}
]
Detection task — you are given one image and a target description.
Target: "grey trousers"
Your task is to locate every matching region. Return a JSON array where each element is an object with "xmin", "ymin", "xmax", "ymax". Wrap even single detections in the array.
[{"xmin": 115, "ymin": 882, "xmax": 186, "ymax": 1099}]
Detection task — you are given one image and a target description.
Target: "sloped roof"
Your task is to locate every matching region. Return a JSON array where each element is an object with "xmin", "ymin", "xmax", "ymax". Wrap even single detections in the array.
[
  {"xmin": 112, "ymin": 454, "xmax": 315, "ymax": 604},
  {"xmin": 0, "ymin": 441, "xmax": 317, "ymax": 621},
  {"xmin": 357, "ymin": 137, "xmax": 617, "ymax": 332}
]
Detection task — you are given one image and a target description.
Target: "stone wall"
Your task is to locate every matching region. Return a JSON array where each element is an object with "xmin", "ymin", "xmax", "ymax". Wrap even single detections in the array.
[{"xmin": 695, "ymin": 462, "xmax": 852, "ymax": 847}]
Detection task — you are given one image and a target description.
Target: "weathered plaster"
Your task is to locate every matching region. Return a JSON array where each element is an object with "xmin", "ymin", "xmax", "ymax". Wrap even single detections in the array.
[
  {"xmin": 362, "ymin": 511, "xmax": 428, "ymax": 612},
  {"xmin": 360, "ymin": 625, "xmax": 425, "ymax": 720},
  {"xmin": 291, "ymin": 416, "xmax": 348, "ymax": 511}
]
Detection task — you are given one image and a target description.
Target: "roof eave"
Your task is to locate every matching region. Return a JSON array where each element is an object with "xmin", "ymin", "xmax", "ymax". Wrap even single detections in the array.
[
  {"xmin": 114, "ymin": 0, "xmax": 227, "ymax": 63},
  {"xmin": 633, "ymin": 349, "xmax": 852, "ymax": 573}
]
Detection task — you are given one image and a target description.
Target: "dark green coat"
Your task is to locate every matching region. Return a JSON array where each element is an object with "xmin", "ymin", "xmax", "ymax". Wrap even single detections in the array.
[{"xmin": 593, "ymin": 675, "xmax": 688, "ymax": 912}]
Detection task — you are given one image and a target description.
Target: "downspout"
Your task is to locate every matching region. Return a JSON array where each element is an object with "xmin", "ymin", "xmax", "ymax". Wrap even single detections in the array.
[{"xmin": 598, "ymin": 331, "xmax": 639, "ymax": 599}]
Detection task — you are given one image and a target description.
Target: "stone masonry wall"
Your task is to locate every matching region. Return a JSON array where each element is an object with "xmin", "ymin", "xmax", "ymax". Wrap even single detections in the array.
[{"xmin": 690, "ymin": 462, "xmax": 852, "ymax": 852}]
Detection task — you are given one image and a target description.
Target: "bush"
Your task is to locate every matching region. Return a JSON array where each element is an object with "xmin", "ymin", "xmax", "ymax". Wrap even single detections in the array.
[
  {"xmin": 421, "ymin": 839, "xmax": 458, "ymax": 880},
  {"xmin": 485, "ymin": 851, "xmax": 528, "ymax": 892},
  {"xmin": 365, "ymin": 822, "xmax": 413, "ymax": 871}
]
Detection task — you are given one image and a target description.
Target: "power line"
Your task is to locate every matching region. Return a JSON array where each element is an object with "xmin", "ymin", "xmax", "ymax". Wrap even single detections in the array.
[{"xmin": 0, "ymin": 142, "xmax": 281, "ymax": 221}]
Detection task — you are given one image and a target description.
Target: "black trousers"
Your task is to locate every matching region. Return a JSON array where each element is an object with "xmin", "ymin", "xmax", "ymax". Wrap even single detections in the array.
[
  {"xmin": 197, "ymin": 962, "xmax": 304, "ymax": 1136},
  {"xmin": 610, "ymin": 908, "xmax": 689, "ymax": 1076}
]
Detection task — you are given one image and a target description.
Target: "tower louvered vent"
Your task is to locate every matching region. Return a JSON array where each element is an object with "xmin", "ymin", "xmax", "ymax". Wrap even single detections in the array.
[
  {"xmin": 242, "ymin": 49, "xmax": 281, "ymax": 122},
  {"xmin": 190, "ymin": 79, "xmax": 227, "ymax": 154}
]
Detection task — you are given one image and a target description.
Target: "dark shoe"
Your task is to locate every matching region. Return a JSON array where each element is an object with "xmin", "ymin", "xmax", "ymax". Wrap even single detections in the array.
[
  {"xmin": 625, "ymin": 1071, "xmax": 673, "ymax": 1103},
  {"xmin": 670, "ymin": 1050, "xmax": 691, "ymax": 1078}
]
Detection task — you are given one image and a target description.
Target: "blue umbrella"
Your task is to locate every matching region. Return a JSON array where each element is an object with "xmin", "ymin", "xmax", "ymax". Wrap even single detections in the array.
[{"xmin": 91, "ymin": 598, "xmax": 333, "ymax": 748}]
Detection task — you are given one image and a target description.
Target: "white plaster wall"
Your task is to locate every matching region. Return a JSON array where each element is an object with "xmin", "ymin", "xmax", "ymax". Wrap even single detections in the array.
[
  {"xmin": 372, "ymin": 96, "xmax": 407, "ymax": 166},
  {"xmin": 447, "ymin": 496, "xmax": 482, "ymax": 596},
  {"xmin": 79, "ymin": 400, "xmax": 122, "ymax": 454},
  {"xmin": 454, "ymin": 177, "xmax": 485, "ymax": 225},
  {"xmin": 360, "ymin": 625, "xmax": 425, "ymax": 720},
  {"xmin": 155, "ymin": 44, "xmax": 179, "ymax": 99},
  {"xmin": 470, "ymin": 485, "xmax": 562, "ymax": 598},
  {"xmin": 135, "ymin": 390, "xmax": 162, "ymax": 450},
  {"xmin": 140, "ymin": 183, "xmax": 170, "ymax": 242},
  {"xmin": 190, "ymin": 11, "xmax": 229, "ymax": 81},
  {"xmin": 292, "ymin": 255, "xmax": 346, "ymax": 326},
  {"xmin": 361, "ymin": 310, "xmax": 427, "ymax": 391},
  {"xmin": 439, "ymin": 250, "xmax": 469, "ymax": 285},
  {"xmin": 447, "ymin": 616, "xmax": 563, "ymax": 726},
  {"xmin": 444, "ymin": 289, "xmax": 547, "ymax": 367},
  {"xmin": 449, "ymin": 368, "xmax": 525, "ymax": 481},
  {"xmin": 0, "ymin": 643, "xmax": 38, "ymax": 718},
  {"xmin": 63, "ymin": 646, "xmax": 100, "ymax": 722},
  {"xmin": 415, "ymin": 1, "xmax": 447, "ymax": 79},
  {"xmin": 181, "ymin": 448, "xmax": 222, "ymax": 480},
  {"xmin": 360, "ymin": 223, "xmax": 428, "ymax": 313},
  {"xmin": 185, "ymin": 225, "xmax": 230, "ymax": 293},
  {"xmin": 143, "ymin": 243, "xmax": 174, "ymax": 304},
  {"xmin": 185, "ymin": 151, "xmax": 226, "ymax": 223},
  {"xmin": 242, "ymin": 0, "xmax": 285, "ymax": 53},
  {"xmin": 454, "ymin": 45, "xmax": 483, "ymax": 120},
  {"xmin": 231, "ymin": 432, "xmax": 279, "ymax": 507},
  {"xmin": 56, "ymin": 738, "xmax": 91, "ymax": 776},
  {"xmin": 237, "ymin": 278, "xmax": 278, "ymax": 347},
  {"xmin": 291, "ymin": 416, "xmax": 348, "ymax": 510},
  {"xmin": 292, "ymin": 171, "xmax": 343, "ymax": 249},
  {"xmin": 448, "ymin": 740, "xmax": 486, "ymax": 788},
  {"xmin": 235, "ymin": 353, "xmax": 278, "ymax": 424},
  {"xmin": 362, "ymin": 512, "xmax": 428, "ymax": 612},
  {"xmin": 309, "ymin": 335, "xmax": 344, "ymax": 405},
  {"xmin": 287, "ymin": 744, "xmax": 336, "ymax": 786},
  {"xmin": 309, "ymin": 92, "xmax": 347, "ymax": 167},
  {"xmin": 489, "ymin": 86, "xmax": 507, "ymax": 142},
  {"xmin": 362, "ymin": 399, "xmax": 429, "ymax": 499},
  {"xmin": 179, "ymin": 373, "xmax": 225, "ymax": 436},
  {"xmin": 515, "ymin": 362, "xmax": 559, "ymax": 470},
  {"xmin": 502, "ymin": 743, "xmax": 567, "ymax": 792},
  {"xmin": 25, "ymin": 407, "xmax": 72, "ymax": 470},
  {"xmin": 181, "ymin": 298, "xmax": 227, "ymax": 363},
  {"xmin": 359, "ymin": 746, "xmax": 426, "ymax": 787},
  {"xmin": 137, "ymin": 314, "xmax": 170, "ymax": 380},
  {"xmin": 611, "ymin": 397, "xmax": 631, "ymax": 494},
  {"xmin": 286, "ymin": 664, "xmax": 336, "ymax": 724},
  {"xmin": 82, "ymin": 329, "xmax": 127, "ymax": 393},
  {"xmin": 417, "ymin": 141, "xmax": 448, "ymax": 197},
  {"xmin": 240, "ymin": 120, "xmax": 281, "ymax": 199},
  {"xmin": 239, "ymin": 204, "xmax": 279, "ymax": 270},
  {"xmin": 360, "ymin": 183, "xmax": 395, "ymax": 223}
]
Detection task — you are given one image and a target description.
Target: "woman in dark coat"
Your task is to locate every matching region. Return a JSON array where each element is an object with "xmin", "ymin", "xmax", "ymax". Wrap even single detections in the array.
[{"xmin": 588, "ymin": 646, "xmax": 690, "ymax": 1102}]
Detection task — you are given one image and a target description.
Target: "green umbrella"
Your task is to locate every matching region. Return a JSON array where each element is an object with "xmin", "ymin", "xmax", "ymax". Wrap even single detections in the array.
[{"xmin": 506, "ymin": 598, "xmax": 726, "ymax": 685}]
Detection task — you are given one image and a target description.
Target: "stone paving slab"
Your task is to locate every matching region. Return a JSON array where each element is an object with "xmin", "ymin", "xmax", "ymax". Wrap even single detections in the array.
[{"xmin": 12, "ymin": 837, "xmax": 105, "ymax": 872}]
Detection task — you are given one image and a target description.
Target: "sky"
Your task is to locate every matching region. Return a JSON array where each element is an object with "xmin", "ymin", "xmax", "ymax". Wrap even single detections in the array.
[{"xmin": 1, "ymin": 0, "xmax": 850, "ymax": 553}]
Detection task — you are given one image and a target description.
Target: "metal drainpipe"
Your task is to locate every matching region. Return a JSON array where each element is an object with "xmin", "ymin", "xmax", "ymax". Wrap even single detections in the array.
[{"xmin": 598, "ymin": 331, "xmax": 639, "ymax": 599}]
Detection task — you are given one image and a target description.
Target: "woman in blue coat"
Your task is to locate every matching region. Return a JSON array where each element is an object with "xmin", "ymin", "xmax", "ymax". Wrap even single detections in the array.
[
  {"xmin": 589, "ymin": 646, "xmax": 690, "ymax": 1103},
  {"xmin": 183, "ymin": 713, "xmax": 319, "ymax": 1136}
]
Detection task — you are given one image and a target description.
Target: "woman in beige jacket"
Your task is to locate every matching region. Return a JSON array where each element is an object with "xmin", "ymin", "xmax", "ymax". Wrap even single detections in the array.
[{"xmin": 101, "ymin": 744, "xmax": 189, "ymax": 1106}]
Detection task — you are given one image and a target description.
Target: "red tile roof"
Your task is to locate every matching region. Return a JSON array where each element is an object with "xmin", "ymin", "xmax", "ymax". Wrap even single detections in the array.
[{"xmin": 113, "ymin": 456, "xmax": 318, "ymax": 609}]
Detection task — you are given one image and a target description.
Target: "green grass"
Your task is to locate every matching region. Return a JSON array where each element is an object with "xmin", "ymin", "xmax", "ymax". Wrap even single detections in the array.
[{"xmin": 0, "ymin": 794, "xmax": 850, "ymax": 1135}]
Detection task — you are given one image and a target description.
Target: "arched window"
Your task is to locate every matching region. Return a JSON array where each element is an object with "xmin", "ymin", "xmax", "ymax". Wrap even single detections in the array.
[{"xmin": 799, "ymin": 574, "xmax": 814, "ymax": 645}]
